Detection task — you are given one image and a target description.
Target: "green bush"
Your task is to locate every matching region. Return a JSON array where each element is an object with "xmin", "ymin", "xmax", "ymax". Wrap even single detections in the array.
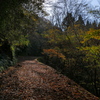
[{"xmin": 0, "ymin": 54, "xmax": 13, "ymax": 72}]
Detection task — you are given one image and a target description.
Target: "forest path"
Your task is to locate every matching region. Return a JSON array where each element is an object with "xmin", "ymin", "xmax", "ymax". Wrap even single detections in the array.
[{"xmin": 0, "ymin": 56, "xmax": 99, "ymax": 100}]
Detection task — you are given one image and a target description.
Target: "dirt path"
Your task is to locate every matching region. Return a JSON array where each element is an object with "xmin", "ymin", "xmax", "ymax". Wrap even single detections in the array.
[{"xmin": 0, "ymin": 57, "xmax": 99, "ymax": 100}]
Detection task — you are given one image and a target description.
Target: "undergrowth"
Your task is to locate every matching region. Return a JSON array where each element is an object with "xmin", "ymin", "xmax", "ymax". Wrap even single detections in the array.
[{"xmin": 0, "ymin": 54, "xmax": 14, "ymax": 72}]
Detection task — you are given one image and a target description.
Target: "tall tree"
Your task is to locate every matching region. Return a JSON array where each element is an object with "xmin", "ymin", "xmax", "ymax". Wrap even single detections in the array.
[{"xmin": 62, "ymin": 12, "xmax": 75, "ymax": 28}]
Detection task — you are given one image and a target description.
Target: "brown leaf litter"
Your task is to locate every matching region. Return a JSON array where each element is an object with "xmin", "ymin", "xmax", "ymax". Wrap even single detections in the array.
[{"xmin": 0, "ymin": 56, "xmax": 99, "ymax": 100}]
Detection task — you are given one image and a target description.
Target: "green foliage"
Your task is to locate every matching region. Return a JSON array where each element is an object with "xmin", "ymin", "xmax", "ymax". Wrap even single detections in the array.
[
  {"xmin": 78, "ymin": 28, "xmax": 100, "ymax": 96},
  {"xmin": 0, "ymin": 55, "xmax": 13, "ymax": 72},
  {"xmin": 81, "ymin": 28, "xmax": 100, "ymax": 44},
  {"xmin": 0, "ymin": 0, "xmax": 45, "ymax": 61},
  {"xmin": 80, "ymin": 29, "xmax": 100, "ymax": 68}
]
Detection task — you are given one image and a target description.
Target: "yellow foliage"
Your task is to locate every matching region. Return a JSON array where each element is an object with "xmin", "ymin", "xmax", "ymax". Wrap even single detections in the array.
[
  {"xmin": 81, "ymin": 28, "xmax": 100, "ymax": 44},
  {"xmin": 43, "ymin": 49, "xmax": 66, "ymax": 60}
]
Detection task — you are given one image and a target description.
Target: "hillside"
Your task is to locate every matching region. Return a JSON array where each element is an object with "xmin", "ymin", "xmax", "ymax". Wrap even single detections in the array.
[{"xmin": 0, "ymin": 56, "xmax": 99, "ymax": 100}]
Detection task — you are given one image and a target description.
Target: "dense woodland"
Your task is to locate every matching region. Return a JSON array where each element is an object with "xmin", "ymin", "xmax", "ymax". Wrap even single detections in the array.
[{"xmin": 0, "ymin": 0, "xmax": 100, "ymax": 98}]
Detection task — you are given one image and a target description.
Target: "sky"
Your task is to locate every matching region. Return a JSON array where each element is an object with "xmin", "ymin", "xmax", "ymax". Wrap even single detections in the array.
[
  {"xmin": 44, "ymin": 0, "xmax": 100, "ymax": 6},
  {"xmin": 44, "ymin": 0, "xmax": 100, "ymax": 23},
  {"xmin": 90, "ymin": 0, "xmax": 100, "ymax": 7},
  {"xmin": 44, "ymin": 0, "xmax": 100, "ymax": 14}
]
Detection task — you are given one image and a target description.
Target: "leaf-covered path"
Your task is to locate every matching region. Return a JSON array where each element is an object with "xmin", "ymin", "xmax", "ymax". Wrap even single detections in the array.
[{"xmin": 0, "ymin": 57, "xmax": 99, "ymax": 100}]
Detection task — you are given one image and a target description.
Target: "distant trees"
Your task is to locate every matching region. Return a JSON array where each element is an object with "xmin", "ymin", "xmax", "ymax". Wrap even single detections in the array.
[
  {"xmin": 62, "ymin": 12, "xmax": 75, "ymax": 28},
  {"xmin": 50, "ymin": 0, "xmax": 89, "ymax": 28}
]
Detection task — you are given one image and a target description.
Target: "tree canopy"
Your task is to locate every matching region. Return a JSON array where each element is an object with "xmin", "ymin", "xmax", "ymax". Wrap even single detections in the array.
[{"xmin": 0, "ymin": 0, "xmax": 45, "ymax": 61}]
